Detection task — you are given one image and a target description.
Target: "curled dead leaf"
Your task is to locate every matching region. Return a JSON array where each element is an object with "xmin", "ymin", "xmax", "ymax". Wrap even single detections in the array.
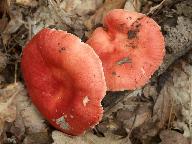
[
  {"xmin": 16, "ymin": 0, "xmax": 38, "ymax": 7},
  {"xmin": 160, "ymin": 130, "xmax": 189, "ymax": 144},
  {"xmin": 52, "ymin": 131, "xmax": 131, "ymax": 144},
  {"xmin": 0, "ymin": 83, "xmax": 21, "ymax": 135},
  {"xmin": 0, "ymin": 52, "xmax": 7, "ymax": 72},
  {"xmin": 15, "ymin": 83, "xmax": 48, "ymax": 134},
  {"xmin": 124, "ymin": 0, "xmax": 141, "ymax": 12},
  {"xmin": 84, "ymin": 0, "xmax": 127, "ymax": 34}
]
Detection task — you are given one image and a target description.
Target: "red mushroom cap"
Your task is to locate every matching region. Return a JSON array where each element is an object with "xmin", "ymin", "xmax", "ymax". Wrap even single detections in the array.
[
  {"xmin": 21, "ymin": 28, "xmax": 106, "ymax": 135},
  {"xmin": 87, "ymin": 9, "xmax": 165, "ymax": 91}
]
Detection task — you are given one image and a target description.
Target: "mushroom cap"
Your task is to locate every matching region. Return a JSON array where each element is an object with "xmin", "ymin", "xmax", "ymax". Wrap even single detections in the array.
[
  {"xmin": 21, "ymin": 28, "xmax": 107, "ymax": 135},
  {"xmin": 87, "ymin": 9, "xmax": 165, "ymax": 91}
]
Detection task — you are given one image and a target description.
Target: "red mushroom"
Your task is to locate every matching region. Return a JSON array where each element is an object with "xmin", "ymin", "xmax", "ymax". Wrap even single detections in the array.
[
  {"xmin": 21, "ymin": 28, "xmax": 107, "ymax": 135},
  {"xmin": 87, "ymin": 9, "xmax": 165, "ymax": 91}
]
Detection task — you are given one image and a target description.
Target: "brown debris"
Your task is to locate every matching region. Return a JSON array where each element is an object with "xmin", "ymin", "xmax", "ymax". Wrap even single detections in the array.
[
  {"xmin": 23, "ymin": 132, "xmax": 52, "ymax": 144},
  {"xmin": 160, "ymin": 130, "xmax": 189, "ymax": 144},
  {"xmin": 0, "ymin": 52, "xmax": 7, "ymax": 73},
  {"xmin": 84, "ymin": 0, "xmax": 127, "ymax": 34},
  {"xmin": 0, "ymin": 0, "xmax": 191, "ymax": 143}
]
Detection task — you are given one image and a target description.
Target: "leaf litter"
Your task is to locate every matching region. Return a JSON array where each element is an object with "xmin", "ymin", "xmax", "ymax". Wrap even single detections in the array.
[{"xmin": 0, "ymin": 0, "xmax": 192, "ymax": 143}]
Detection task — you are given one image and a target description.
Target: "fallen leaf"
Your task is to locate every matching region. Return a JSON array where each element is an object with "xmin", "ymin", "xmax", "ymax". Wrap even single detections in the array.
[
  {"xmin": 15, "ymin": 83, "xmax": 48, "ymax": 134},
  {"xmin": 143, "ymin": 84, "xmax": 158, "ymax": 99},
  {"xmin": 132, "ymin": 51, "xmax": 192, "ymax": 143},
  {"xmin": 3, "ymin": 9, "xmax": 23, "ymax": 34},
  {"xmin": 172, "ymin": 121, "xmax": 191, "ymax": 138},
  {"xmin": 0, "ymin": 52, "xmax": 7, "ymax": 72},
  {"xmin": 159, "ymin": 56, "xmax": 192, "ymax": 138},
  {"xmin": 130, "ymin": 77, "xmax": 173, "ymax": 142},
  {"xmin": 160, "ymin": 130, "xmax": 189, "ymax": 144},
  {"xmin": 124, "ymin": 0, "xmax": 141, "ymax": 12},
  {"xmin": 0, "ymin": 17, "xmax": 9, "ymax": 33},
  {"xmin": 10, "ymin": 112, "xmax": 25, "ymax": 141},
  {"xmin": 23, "ymin": 132, "xmax": 52, "ymax": 144},
  {"xmin": 75, "ymin": 0, "xmax": 103, "ymax": 16},
  {"xmin": 64, "ymin": 0, "xmax": 81, "ymax": 12},
  {"xmin": 2, "ymin": 8, "xmax": 23, "ymax": 46},
  {"xmin": 84, "ymin": 0, "xmax": 127, "ymax": 33},
  {"xmin": 147, "ymin": 0, "xmax": 167, "ymax": 15},
  {"xmin": 0, "ymin": 83, "xmax": 21, "ymax": 135},
  {"xmin": 52, "ymin": 131, "xmax": 131, "ymax": 144},
  {"xmin": 16, "ymin": 0, "xmax": 38, "ymax": 7},
  {"xmin": 152, "ymin": 82, "xmax": 173, "ymax": 129}
]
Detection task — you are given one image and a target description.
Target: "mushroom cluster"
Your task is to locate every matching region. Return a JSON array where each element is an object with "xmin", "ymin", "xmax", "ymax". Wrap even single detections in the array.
[{"xmin": 21, "ymin": 9, "xmax": 165, "ymax": 136}]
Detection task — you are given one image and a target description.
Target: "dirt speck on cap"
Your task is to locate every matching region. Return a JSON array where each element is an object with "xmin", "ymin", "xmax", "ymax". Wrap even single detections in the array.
[{"xmin": 56, "ymin": 116, "xmax": 70, "ymax": 130}]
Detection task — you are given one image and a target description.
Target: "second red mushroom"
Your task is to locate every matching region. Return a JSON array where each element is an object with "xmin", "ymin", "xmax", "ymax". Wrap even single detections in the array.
[{"xmin": 87, "ymin": 9, "xmax": 165, "ymax": 91}]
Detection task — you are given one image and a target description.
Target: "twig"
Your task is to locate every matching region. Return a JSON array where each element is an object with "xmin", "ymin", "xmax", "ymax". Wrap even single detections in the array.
[
  {"xmin": 147, "ymin": 0, "xmax": 167, "ymax": 16},
  {"xmin": 14, "ymin": 61, "xmax": 18, "ymax": 84},
  {"xmin": 189, "ymin": 76, "xmax": 192, "ymax": 140},
  {"xmin": 128, "ymin": 105, "xmax": 140, "ymax": 138},
  {"xmin": 128, "ymin": 114, "xmax": 137, "ymax": 138},
  {"xmin": 168, "ymin": 97, "xmax": 174, "ymax": 129}
]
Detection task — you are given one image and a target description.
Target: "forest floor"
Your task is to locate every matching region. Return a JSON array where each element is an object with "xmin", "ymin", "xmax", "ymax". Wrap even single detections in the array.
[{"xmin": 0, "ymin": 0, "xmax": 192, "ymax": 144}]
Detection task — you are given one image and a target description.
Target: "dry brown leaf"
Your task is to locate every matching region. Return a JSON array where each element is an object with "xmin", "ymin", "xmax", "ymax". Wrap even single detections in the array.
[
  {"xmin": 15, "ymin": 83, "xmax": 48, "ymax": 134},
  {"xmin": 152, "ymin": 83, "xmax": 173, "ymax": 129},
  {"xmin": 0, "ymin": 52, "xmax": 7, "ymax": 72},
  {"xmin": 0, "ymin": 17, "xmax": 9, "ymax": 33},
  {"xmin": 159, "ymin": 57, "xmax": 192, "ymax": 138},
  {"xmin": 172, "ymin": 122, "xmax": 190, "ymax": 138},
  {"xmin": 160, "ymin": 130, "xmax": 189, "ymax": 144},
  {"xmin": 0, "ymin": 0, "xmax": 10, "ymax": 15},
  {"xmin": 130, "ymin": 52, "xmax": 192, "ymax": 143},
  {"xmin": 16, "ymin": 0, "xmax": 38, "ymax": 7},
  {"xmin": 116, "ymin": 104, "xmax": 151, "ymax": 131},
  {"xmin": 3, "ymin": 9, "xmax": 23, "ymax": 34},
  {"xmin": 64, "ymin": 0, "xmax": 80, "ymax": 12},
  {"xmin": 52, "ymin": 131, "xmax": 131, "ymax": 144},
  {"xmin": 84, "ymin": 0, "xmax": 127, "ymax": 33},
  {"xmin": 130, "ymin": 81, "xmax": 173, "ymax": 142},
  {"xmin": 2, "ymin": 8, "xmax": 23, "ymax": 46},
  {"xmin": 147, "ymin": 0, "xmax": 167, "ymax": 15},
  {"xmin": 0, "ymin": 83, "xmax": 21, "ymax": 135},
  {"xmin": 10, "ymin": 112, "xmax": 25, "ymax": 141},
  {"xmin": 30, "ymin": 6, "xmax": 56, "ymax": 35},
  {"xmin": 124, "ymin": 0, "xmax": 141, "ymax": 12},
  {"xmin": 104, "ymin": 89, "xmax": 142, "ymax": 119},
  {"xmin": 0, "ymin": 83, "xmax": 48, "ymax": 142},
  {"xmin": 48, "ymin": 0, "xmax": 103, "ymax": 38},
  {"xmin": 75, "ymin": 0, "xmax": 103, "ymax": 16},
  {"xmin": 143, "ymin": 84, "xmax": 158, "ymax": 99},
  {"xmin": 23, "ymin": 132, "xmax": 52, "ymax": 144},
  {"xmin": 96, "ymin": 90, "xmax": 151, "ymax": 137}
]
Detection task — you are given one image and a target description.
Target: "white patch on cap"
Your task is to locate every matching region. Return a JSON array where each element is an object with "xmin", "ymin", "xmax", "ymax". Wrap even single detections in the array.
[
  {"xmin": 56, "ymin": 116, "xmax": 70, "ymax": 130},
  {"xmin": 141, "ymin": 68, "xmax": 148, "ymax": 78},
  {"xmin": 141, "ymin": 68, "xmax": 145, "ymax": 74},
  {"xmin": 83, "ymin": 96, "xmax": 90, "ymax": 106},
  {"xmin": 70, "ymin": 115, "xmax": 74, "ymax": 118}
]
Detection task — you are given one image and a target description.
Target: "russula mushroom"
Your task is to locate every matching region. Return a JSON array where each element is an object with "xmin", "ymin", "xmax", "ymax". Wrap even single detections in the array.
[
  {"xmin": 21, "ymin": 28, "xmax": 107, "ymax": 135},
  {"xmin": 87, "ymin": 9, "xmax": 165, "ymax": 91}
]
